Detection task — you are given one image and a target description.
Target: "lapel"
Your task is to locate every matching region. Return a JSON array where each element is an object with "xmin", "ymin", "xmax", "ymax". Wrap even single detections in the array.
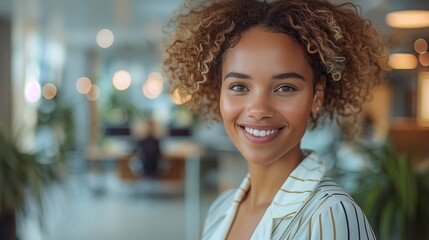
[
  {"xmin": 251, "ymin": 150, "xmax": 327, "ymax": 239},
  {"xmin": 270, "ymin": 151, "xmax": 326, "ymax": 220},
  {"xmin": 208, "ymin": 175, "xmax": 251, "ymax": 239},
  {"xmin": 206, "ymin": 151, "xmax": 326, "ymax": 240}
]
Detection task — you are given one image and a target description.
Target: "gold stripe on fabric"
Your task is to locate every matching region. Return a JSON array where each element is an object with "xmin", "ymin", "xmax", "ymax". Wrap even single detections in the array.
[
  {"xmin": 307, "ymin": 194, "xmax": 330, "ymax": 221},
  {"xmin": 297, "ymin": 216, "xmax": 303, "ymax": 231},
  {"xmin": 272, "ymin": 219, "xmax": 283, "ymax": 233},
  {"xmin": 283, "ymin": 216, "xmax": 303, "ymax": 238},
  {"xmin": 275, "ymin": 211, "xmax": 296, "ymax": 220},
  {"xmin": 308, "ymin": 217, "xmax": 312, "ymax": 240},
  {"xmin": 285, "ymin": 215, "xmax": 303, "ymax": 239},
  {"xmin": 278, "ymin": 189, "xmax": 321, "ymax": 238},
  {"xmin": 319, "ymin": 213, "xmax": 323, "ymax": 240},
  {"xmin": 289, "ymin": 175, "xmax": 320, "ymax": 182},
  {"xmin": 330, "ymin": 207, "xmax": 336, "ymax": 240},
  {"xmin": 285, "ymin": 189, "xmax": 320, "ymax": 222},
  {"xmin": 280, "ymin": 189, "xmax": 313, "ymax": 194}
]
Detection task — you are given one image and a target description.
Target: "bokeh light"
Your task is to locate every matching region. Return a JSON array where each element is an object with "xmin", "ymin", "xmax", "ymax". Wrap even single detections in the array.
[
  {"xmin": 388, "ymin": 53, "xmax": 418, "ymax": 70},
  {"xmin": 386, "ymin": 10, "xmax": 429, "ymax": 29},
  {"xmin": 76, "ymin": 77, "xmax": 92, "ymax": 94},
  {"xmin": 42, "ymin": 83, "xmax": 58, "ymax": 99},
  {"xmin": 96, "ymin": 29, "xmax": 115, "ymax": 48},
  {"xmin": 112, "ymin": 70, "xmax": 132, "ymax": 91},
  {"xmin": 414, "ymin": 38, "xmax": 428, "ymax": 54},
  {"xmin": 142, "ymin": 82, "xmax": 162, "ymax": 99},
  {"xmin": 419, "ymin": 52, "xmax": 429, "ymax": 67},
  {"xmin": 86, "ymin": 84, "xmax": 101, "ymax": 101},
  {"xmin": 25, "ymin": 81, "xmax": 41, "ymax": 103},
  {"xmin": 147, "ymin": 72, "xmax": 163, "ymax": 91},
  {"xmin": 142, "ymin": 72, "xmax": 163, "ymax": 99},
  {"xmin": 171, "ymin": 87, "xmax": 192, "ymax": 105}
]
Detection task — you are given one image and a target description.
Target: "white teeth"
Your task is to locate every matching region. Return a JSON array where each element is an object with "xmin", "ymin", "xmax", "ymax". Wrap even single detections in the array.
[{"xmin": 244, "ymin": 127, "xmax": 279, "ymax": 137}]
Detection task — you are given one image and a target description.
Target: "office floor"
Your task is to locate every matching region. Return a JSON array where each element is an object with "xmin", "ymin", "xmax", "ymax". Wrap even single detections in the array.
[{"xmin": 18, "ymin": 169, "xmax": 217, "ymax": 240}]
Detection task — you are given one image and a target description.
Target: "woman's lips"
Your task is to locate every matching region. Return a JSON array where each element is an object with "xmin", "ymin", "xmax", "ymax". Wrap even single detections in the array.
[
  {"xmin": 244, "ymin": 126, "xmax": 280, "ymax": 137},
  {"xmin": 239, "ymin": 125, "xmax": 283, "ymax": 144}
]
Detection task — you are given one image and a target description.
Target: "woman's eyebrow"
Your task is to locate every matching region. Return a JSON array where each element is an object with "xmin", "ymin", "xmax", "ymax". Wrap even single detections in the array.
[
  {"xmin": 223, "ymin": 72, "xmax": 250, "ymax": 81},
  {"xmin": 224, "ymin": 72, "xmax": 306, "ymax": 81},
  {"xmin": 272, "ymin": 72, "xmax": 306, "ymax": 81}
]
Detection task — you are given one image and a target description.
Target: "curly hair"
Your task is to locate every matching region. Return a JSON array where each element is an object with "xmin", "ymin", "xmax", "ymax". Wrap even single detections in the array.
[{"xmin": 163, "ymin": 0, "xmax": 385, "ymax": 137}]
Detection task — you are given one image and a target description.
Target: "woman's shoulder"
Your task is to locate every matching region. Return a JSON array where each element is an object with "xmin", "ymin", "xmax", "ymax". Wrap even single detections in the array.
[
  {"xmin": 288, "ymin": 177, "xmax": 376, "ymax": 239},
  {"xmin": 316, "ymin": 177, "xmax": 354, "ymax": 201},
  {"xmin": 289, "ymin": 176, "xmax": 367, "ymax": 227},
  {"xmin": 308, "ymin": 177, "xmax": 359, "ymax": 213}
]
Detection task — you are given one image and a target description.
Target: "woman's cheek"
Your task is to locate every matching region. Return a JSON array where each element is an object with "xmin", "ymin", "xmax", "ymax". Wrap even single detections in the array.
[
  {"xmin": 220, "ymin": 94, "xmax": 240, "ymax": 120},
  {"xmin": 273, "ymin": 97, "xmax": 312, "ymax": 122}
]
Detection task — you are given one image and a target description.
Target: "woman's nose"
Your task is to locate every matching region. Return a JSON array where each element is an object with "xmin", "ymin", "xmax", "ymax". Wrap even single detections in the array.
[{"xmin": 246, "ymin": 93, "xmax": 275, "ymax": 120}]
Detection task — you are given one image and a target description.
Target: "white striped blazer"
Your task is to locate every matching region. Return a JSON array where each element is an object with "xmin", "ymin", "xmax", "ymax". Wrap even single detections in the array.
[{"xmin": 201, "ymin": 150, "xmax": 375, "ymax": 240}]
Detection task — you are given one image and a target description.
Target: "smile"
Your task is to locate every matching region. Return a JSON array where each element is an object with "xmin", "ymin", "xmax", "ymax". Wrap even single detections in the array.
[{"xmin": 244, "ymin": 127, "xmax": 280, "ymax": 137}]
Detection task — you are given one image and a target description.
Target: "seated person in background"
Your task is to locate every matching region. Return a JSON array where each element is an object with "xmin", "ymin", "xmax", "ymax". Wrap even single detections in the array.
[{"xmin": 135, "ymin": 119, "xmax": 161, "ymax": 178}]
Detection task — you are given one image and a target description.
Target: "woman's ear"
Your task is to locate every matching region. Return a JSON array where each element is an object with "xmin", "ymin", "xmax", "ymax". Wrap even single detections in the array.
[{"xmin": 312, "ymin": 78, "xmax": 326, "ymax": 114}]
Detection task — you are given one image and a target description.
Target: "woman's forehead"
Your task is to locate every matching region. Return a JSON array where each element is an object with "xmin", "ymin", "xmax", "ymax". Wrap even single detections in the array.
[{"xmin": 221, "ymin": 27, "xmax": 313, "ymax": 80}]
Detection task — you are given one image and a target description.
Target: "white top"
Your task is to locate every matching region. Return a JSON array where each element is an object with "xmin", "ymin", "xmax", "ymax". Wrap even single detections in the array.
[{"xmin": 201, "ymin": 151, "xmax": 376, "ymax": 240}]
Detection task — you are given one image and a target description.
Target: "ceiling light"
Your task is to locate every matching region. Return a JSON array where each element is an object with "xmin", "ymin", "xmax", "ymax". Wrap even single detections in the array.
[
  {"xmin": 112, "ymin": 70, "xmax": 132, "ymax": 91},
  {"xmin": 96, "ymin": 29, "xmax": 115, "ymax": 48},
  {"xmin": 388, "ymin": 53, "xmax": 418, "ymax": 70},
  {"xmin": 76, "ymin": 77, "xmax": 92, "ymax": 94},
  {"xmin": 171, "ymin": 87, "xmax": 191, "ymax": 105},
  {"xmin": 25, "ymin": 81, "xmax": 41, "ymax": 103},
  {"xmin": 386, "ymin": 10, "xmax": 429, "ymax": 28},
  {"xmin": 87, "ymin": 84, "xmax": 101, "ymax": 101},
  {"xmin": 419, "ymin": 52, "xmax": 429, "ymax": 66},
  {"xmin": 385, "ymin": 0, "xmax": 429, "ymax": 29},
  {"xmin": 414, "ymin": 38, "xmax": 428, "ymax": 54},
  {"xmin": 43, "ymin": 83, "xmax": 58, "ymax": 100}
]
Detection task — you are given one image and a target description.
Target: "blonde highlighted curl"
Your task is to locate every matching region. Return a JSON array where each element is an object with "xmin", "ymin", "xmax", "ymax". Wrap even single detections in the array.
[{"xmin": 163, "ymin": 0, "xmax": 385, "ymax": 137}]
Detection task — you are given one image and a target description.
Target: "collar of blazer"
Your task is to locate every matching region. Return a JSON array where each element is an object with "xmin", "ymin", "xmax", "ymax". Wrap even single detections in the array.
[
  {"xmin": 269, "ymin": 150, "xmax": 327, "ymax": 220},
  {"xmin": 231, "ymin": 150, "xmax": 327, "ymax": 220},
  {"xmin": 204, "ymin": 151, "xmax": 327, "ymax": 240}
]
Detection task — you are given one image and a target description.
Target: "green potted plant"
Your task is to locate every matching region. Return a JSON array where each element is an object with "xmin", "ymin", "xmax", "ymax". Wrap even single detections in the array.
[
  {"xmin": 349, "ymin": 142, "xmax": 429, "ymax": 240},
  {"xmin": 36, "ymin": 97, "xmax": 74, "ymax": 162},
  {"xmin": 0, "ymin": 125, "xmax": 59, "ymax": 240}
]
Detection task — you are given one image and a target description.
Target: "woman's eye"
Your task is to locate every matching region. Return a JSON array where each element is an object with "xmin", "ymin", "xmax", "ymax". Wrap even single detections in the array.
[
  {"xmin": 230, "ymin": 84, "xmax": 248, "ymax": 92},
  {"xmin": 275, "ymin": 85, "xmax": 296, "ymax": 92}
]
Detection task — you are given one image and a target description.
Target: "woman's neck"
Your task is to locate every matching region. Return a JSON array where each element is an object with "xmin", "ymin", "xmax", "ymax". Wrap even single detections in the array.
[{"xmin": 245, "ymin": 147, "xmax": 305, "ymax": 209}]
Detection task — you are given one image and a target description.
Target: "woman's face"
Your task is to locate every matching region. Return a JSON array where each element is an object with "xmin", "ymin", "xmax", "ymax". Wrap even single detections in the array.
[{"xmin": 220, "ymin": 27, "xmax": 323, "ymax": 166}]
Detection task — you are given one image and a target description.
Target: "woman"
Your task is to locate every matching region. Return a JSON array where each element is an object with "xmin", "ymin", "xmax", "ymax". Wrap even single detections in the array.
[{"xmin": 163, "ymin": 0, "xmax": 384, "ymax": 239}]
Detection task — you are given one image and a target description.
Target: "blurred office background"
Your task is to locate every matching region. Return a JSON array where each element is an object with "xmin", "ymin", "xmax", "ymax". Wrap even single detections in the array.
[{"xmin": 0, "ymin": 0, "xmax": 428, "ymax": 239}]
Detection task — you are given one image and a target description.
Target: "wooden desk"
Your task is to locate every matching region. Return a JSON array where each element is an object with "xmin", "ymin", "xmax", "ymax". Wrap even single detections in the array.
[
  {"xmin": 86, "ymin": 139, "xmax": 204, "ymax": 239},
  {"xmin": 389, "ymin": 118, "xmax": 429, "ymax": 154},
  {"xmin": 389, "ymin": 118, "xmax": 429, "ymax": 170}
]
